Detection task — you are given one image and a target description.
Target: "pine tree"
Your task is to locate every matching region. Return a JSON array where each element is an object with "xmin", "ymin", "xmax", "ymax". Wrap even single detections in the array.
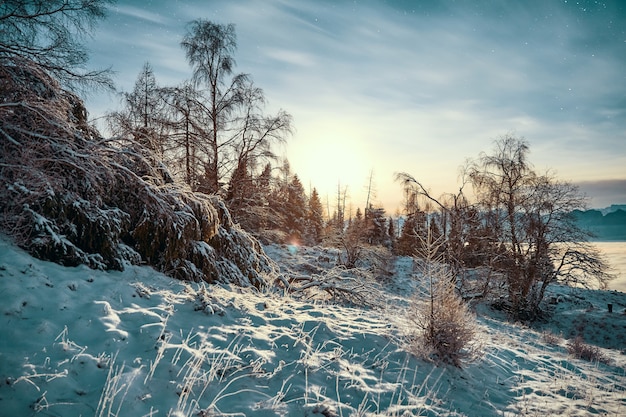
[
  {"xmin": 306, "ymin": 188, "xmax": 325, "ymax": 245},
  {"xmin": 364, "ymin": 205, "xmax": 388, "ymax": 246},
  {"xmin": 396, "ymin": 215, "xmax": 415, "ymax": 256},
  {"xmin": 108, "ymin": 62, "xmax": 167, "ymax": 159},
  {"xmin": 226, "ymin": 158, "xmax": 255, "ymax": 227},
  {"xmin": 388, "ymin": 216, "xmax": 396, "ymax": 252},
  {"xmin": 266, "ymin": 161, "xmax": 290, "ymax": 241},
  {"xmin": 285, "ymin": 175, "xmax": 307, "ymax": 243},
  {"xmin": 396, "ymin": 211, "xmax": 428, "ymax": 256}
]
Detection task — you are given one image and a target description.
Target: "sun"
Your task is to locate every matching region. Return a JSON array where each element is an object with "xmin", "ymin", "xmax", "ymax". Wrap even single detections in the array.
[{"xmin": 288, "ymin": 127, "xmax": 373, "ymax": 207}]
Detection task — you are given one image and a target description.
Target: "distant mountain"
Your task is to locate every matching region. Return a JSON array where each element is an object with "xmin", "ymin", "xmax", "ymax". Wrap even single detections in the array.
[
  {"xmin": 572, "ymin": 208, "xmax": 626, "ymax": 241},
  {"xmin": 600, "ymin": 204, "xmax": 626, "ymax": 215}
]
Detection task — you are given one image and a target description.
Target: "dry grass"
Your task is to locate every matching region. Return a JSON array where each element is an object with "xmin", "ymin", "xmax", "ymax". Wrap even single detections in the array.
[
  {"xmin": 566, "ymin": 336, "xmax": 611, "ymax": 365},
  {"xmin": 541, "ymin": 330, "xmax": 562, "ymax": 346}
]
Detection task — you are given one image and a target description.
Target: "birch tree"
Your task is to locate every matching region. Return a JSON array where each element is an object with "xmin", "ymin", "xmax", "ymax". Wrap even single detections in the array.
[
  {"xmin": 180, "ymin": 19, "xmax": 291, "ymax": 195},
  {"xmin": 467, "ymin": 135, "xmax": 613, "ymax": 319}
]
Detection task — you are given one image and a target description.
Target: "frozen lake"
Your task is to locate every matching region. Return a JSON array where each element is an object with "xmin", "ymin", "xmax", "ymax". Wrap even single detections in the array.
[{"xmin": 595, "ymin": 241, "xmax": 626, "ymax": 293}]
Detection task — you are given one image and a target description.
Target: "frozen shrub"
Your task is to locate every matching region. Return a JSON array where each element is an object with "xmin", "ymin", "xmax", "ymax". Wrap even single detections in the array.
[
  {"xmin": 541, "ymin": 330, "xmax": 562, "ymax": 346},
  {"xmin": 409, "ymin": 274, "xmax": 479, "ymax": 367},
  {"xmin": 0, "ymin": 57, "xmax": 275, "ymax": 287},
  {"xmin": 566, "ymin": 336, "xmax": 610, "ymax": 364},
  {"xmin": 407, "ymin": 234, "xmax": 480, "ymax": 367}
]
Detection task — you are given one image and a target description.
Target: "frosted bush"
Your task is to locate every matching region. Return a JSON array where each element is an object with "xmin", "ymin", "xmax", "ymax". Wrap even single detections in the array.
[
  {"xmin": 0, "ymin": 57, "xmax": 275, "ymax": 287},
  {"xmin": 407, "ymin": 235, "xmax": 480, "ymax": 367}
]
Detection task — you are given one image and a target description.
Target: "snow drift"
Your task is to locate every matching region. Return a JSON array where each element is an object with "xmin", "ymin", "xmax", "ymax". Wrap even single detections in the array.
[
  {"xmin": 1, "ymin": 237, "xmax": 624, "ymax": 416},
  {"xmin": 0, "ymin": 57, "xmax": 274, "ymax": 286}
]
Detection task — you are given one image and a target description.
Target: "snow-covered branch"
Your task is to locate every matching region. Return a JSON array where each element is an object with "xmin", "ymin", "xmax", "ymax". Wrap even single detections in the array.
[
  {"xmin": 0, "ymin": 57, "xmax": 278, "ymax": 287},
  {"xmin": 278, "ymin": 266, "xmax": 384, "ymax": 308}
]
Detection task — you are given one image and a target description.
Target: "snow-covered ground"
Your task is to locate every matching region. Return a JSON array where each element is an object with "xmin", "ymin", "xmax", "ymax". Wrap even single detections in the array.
[{"xmin": 1, "ymin": 236, "xmax": 624, "ymax": 416}]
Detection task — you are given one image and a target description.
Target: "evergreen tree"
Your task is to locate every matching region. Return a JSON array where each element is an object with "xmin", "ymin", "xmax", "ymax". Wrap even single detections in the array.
[
  {"xmin": 285, "ymin": 175, "xmax": 307, "ymax": 243},
  {"xmin": 258, "ymin": 162, "xmax": 273, "ymax": 194},
  {"xmin": 108, "ymin": 62, "xmax": 167, "ymax": 158},
  {"xmin": 388, "ymin": 216, "xmax": 396, "ymax": 252},
  {"xmin": 306, "ymin": 188, "xmax": 325, "ymax": 245},
  {"xmin": 396, "ymin": 215, "xmax": 417, "ymax": 256},
  {"xmin": 266, "ymin": 160, "xmax": 290, "ymax": 240},
  {"xmin": 256, "ymin": 162, "xmax": 275, "ymax": 227},
  {"xmin": 364, "ymin": 205, "xmax": 388, "ymax": 246},
  {"xmin": 229, "ymin": 161, "xmax": 286, "ymax": 241},
  {"xmin": 396, "ymin": 210, "xmax": 428, "ymax": 256},
  {"xmin": 226, "ymin": 158, "xmax": 255, "ymax": 227}
]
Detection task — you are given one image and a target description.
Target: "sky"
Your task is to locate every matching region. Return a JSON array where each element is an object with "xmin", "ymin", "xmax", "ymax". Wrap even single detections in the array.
[{"xmin": 84, "ymin": 0, "xmax": 626, "ymax": 212}]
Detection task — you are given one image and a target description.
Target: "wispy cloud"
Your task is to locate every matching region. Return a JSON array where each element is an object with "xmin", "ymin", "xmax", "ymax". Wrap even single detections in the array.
[
  {"xmin": 261, "ymin": 47, "xmax": 316, "ymax": 67},
  {"xmin": 87, "ymin": 0, "xmax": 626, "ymax": 209},
  {"xmin": 113, "ymin": 4, "xmax": 171, "ymax": 25}
]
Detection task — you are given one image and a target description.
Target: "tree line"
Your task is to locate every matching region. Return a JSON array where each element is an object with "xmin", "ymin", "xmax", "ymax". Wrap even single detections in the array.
[
  {"xmin": 107, "ymin": 21, "xmax": 292, "ymax": 195},
  {"xmin": 105, "ymin": 18, "xmax": 400, "ymax": 255}
]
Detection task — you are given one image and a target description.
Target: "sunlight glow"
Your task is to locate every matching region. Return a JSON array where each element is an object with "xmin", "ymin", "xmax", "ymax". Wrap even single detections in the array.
[
  {"xmin": 287, "ymin": 240, "xmax": 300, "ymax": 255},
  {"xmin": 288, "ymin": 122, "xmax": 375, "ymax": 211}
]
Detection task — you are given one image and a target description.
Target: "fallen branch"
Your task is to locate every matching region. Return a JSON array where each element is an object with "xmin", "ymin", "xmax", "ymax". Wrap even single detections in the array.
[{"xmin": 278, "ymin": 266, "xmax": 384, "ymax": 308}]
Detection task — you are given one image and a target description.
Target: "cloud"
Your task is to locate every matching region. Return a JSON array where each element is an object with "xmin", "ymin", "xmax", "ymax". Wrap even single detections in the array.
[
  {"xmin": 575, "ymin": 179, "xmax": 626, "ymax": 208},
  {"xmin": 85, "ymin": 0, "xmax": 626, "ymax": 211},
  {"xmin": 261, "ymin": 47, "xmax": 316, "ymax": 67},
  {"xmin": 113, "ymin": 4, "xmax": 171, "ymax": 25}
]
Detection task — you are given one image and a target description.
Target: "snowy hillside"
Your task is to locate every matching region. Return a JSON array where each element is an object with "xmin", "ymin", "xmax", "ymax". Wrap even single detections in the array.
[{"xmin": 1, "ymin": 236, "xmax": 625, "ymax": 416}]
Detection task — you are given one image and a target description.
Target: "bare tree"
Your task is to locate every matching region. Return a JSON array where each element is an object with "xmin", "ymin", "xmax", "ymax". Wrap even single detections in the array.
[
  {"xmin": 180, "ymin": 20, "xmax": 247, "ymax": 193},
  {"xmin": 107, "ymin": 62, "xmax": 169, "ymax": 160},
  {"xmin": 364, "ymin": 169, "xmax": 376, "ymax": 213},
  {"xmin": 467, "ymin": 135, "xmax": 613, "ymax": 319},
  {"xmin": 232, "ymin": 79, "xmax": 291, "ymax": 169},
  {"xmin": 179, "ymin": 19, "xmax": 292, "ymax": 195},
  {"xmin": 521, "ymin": 175, "xmax": 613, "ymax": 310},
  {"xmin": 225, "ymin": 78, "xmax": 292, "ymax": 203},
  {"xmin": 160, "ymin": 82, "xmax": 204, "ymax": 187},
  {"xmin": 0, "ymin": 0, "xmax": 114, "ymax": 91},
  {"xmin": 394, "ymin": 172, "xmax": 459, "ymax": 261},
  {"xmin": 398, "ymin": 135, "xmax": 613, "ymax": 319},
  {"xmin": 339, "ymin": 208, "xmax": 365, "ymax": 268}
]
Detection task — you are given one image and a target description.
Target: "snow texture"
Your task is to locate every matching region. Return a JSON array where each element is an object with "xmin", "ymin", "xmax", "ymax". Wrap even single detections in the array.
[{"xmin": 1, "ymin": 236, "xmax": 624, "ymax": 416}]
